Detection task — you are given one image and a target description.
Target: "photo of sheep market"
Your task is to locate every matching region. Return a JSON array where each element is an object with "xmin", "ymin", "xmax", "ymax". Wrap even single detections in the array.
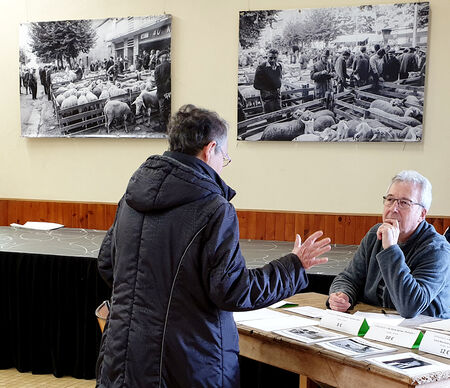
[
  {"xmin": 19, "ymin": 15, "xmax": 171, "ymax": 138},
  {"xmin": 238, "ymin": 3, "xmax": 428, "ymax": 142}
]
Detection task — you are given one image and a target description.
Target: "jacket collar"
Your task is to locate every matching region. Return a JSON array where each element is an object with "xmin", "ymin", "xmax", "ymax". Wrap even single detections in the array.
[{"xmin": 163, "ymin": 151, "xmax": 236, "ymax": 201}]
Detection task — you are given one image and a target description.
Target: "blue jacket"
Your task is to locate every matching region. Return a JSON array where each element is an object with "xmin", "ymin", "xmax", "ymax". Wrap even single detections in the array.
[
  {"xmin": 330, "ymin": 221, "xmax": 450, "ymax": 318},
  {"xmin": 96, "ymin": 152, "xmax": 309, "ymax": 388}
]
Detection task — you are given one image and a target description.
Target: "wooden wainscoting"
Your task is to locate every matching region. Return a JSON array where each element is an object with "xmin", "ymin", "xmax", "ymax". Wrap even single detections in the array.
[{"xmin": 0, "ymin": 199, "xmax": 449, "ymax": 245}]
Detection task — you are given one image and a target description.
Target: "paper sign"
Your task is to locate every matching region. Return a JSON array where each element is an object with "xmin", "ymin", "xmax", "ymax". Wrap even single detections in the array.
[
  {"xmin": 320, "ymin": 310, "xmax": 369, "ymax": 336},
  {"xmin": 420, "ymin": 331, "xmax": 450, "ymax": 359},
  {"xmin": 364, "ymin": 323, "xmax": 423, "ymax": 349}
]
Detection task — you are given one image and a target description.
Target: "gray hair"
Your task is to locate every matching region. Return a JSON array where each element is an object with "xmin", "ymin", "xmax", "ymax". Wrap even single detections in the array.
[{"xmin": 388, "ymin": 170, "xmax": 432, "ymax": 210}]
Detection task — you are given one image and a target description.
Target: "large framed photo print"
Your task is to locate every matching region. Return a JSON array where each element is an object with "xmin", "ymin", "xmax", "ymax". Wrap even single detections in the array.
[
  {"xmin": 237, "ymin": 3, "xmax": 429, "ymax": 142},
  {"xmin": 19, "ymin": 15, "xmax": 172, "ymax": 138}
]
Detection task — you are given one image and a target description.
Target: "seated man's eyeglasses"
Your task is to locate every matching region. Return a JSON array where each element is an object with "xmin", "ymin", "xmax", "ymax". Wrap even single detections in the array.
[{"xmin": 382, "ymin": 195, "xmax": 424, "ymax": 209}]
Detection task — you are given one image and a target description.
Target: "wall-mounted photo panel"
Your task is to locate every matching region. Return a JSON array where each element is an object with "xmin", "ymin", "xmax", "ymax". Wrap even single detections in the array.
[
  {"xmin": 19, "ymin": 15, "xmax": 172, "ymax": 138},
  {"xmin": 237, "ymin": 3, "xmax": 428, "ymax": 142}
]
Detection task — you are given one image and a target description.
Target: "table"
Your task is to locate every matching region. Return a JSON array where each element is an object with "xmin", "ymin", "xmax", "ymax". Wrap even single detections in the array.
[
  {"xmin": 238, "ymin": 293, "xmax": 450, "ymax": 388},
  {"xmin": 0, "ymin": 227, "xmax": 111, "ymax": 379},
  {"xmin": 0, "ymin": 226, "xmax": 354, "ymax": 380}
]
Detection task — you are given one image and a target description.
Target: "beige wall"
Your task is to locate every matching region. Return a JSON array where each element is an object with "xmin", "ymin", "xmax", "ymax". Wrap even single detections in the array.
[{"xmin": 1, "ymin": 0, "xmax": 449, "ymax": 215}]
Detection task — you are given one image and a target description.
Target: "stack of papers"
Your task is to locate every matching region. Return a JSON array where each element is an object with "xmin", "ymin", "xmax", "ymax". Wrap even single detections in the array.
[
  {"xmin": 353, "ymin": 311, "xmax": 405, "ymax": 326},
  {"xmin": 418, "ymin": 319, "xmax": 450, "ymax": 334},
  {"xmin": 234, "ymin": 308, "xmax": 318, "ymax": 331},
  {"xmin": 10, "ymin": 222, "xmax": 64, "ymax": 231}
]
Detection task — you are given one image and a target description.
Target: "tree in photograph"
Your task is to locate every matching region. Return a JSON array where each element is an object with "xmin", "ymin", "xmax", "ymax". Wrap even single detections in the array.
[
  {"xmin": 29, "ymin": 20, "xmax": 96, "ymax": 69},
  {"xmin": 19, "ymin": 48, "xmax": 28, "ymax": 65},
  {"xmin": 239, "ymin": 11, "xmax": 279, "ymax": 49},
  {"xmin": 304, "ymin": 9, "xmax": 339, "ymax": 46}
]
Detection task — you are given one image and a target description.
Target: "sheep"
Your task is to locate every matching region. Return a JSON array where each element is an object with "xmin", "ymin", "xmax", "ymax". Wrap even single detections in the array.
[
  {"xmin": 131, "ymin": 90, "xmax": 159, "ymax": 126},
  {"xmin": 85, "ymin": 91, "xmax": 98, "ymax": 102},
  {"xmin": 103, "ymin": 100, "xmax": 135, "ymax": 134},
  {"xmin": 91, "ymin": 87, "xmax": 102, "ymax": 98},
  {"xmin": 99, "ymin": 90, "xmax": 110, "ymax": 100},
  {"xmin": 77, "ymin": 95, "xmax": 88, "ymax": 106},
  {"xmin": 60, "ymin": 95, "xmax": 78, "ymax": 110},
  {"xmin": 55, "ymin": 94, "xmax": 65, "ymax": 107},
  {"xmin": 294, "ymin": 109, "xmax": 335, "ymax": 121},
  {"xmin": 404, "ymin": 106, "xmax": 423, "ymax": 122},
  {"xmin": 312, "ymin": 115, "xmax": 335, "ymax": 132},
  {"xmin": 292, "ymin": 133, "xmax": 321, "ymax": 142},
  {"xmin": 370, "ymin": 99, "xmax": 404, "ymax": 116},
  {"xmin": 353, "ymin": 122, "xmax": 374, "ymax": 141},
  {"xmin": 368, "ymin": 107, "xmax": 421, "ymax": 127},
  {"xmin": 405, "ymin": 95, "xmax": 422, "ymax": 106},
  {"xmin": 403, "ymin": 125, "xmax": 423, "ymax": 141},
  {"xmin": 260, "ymin": 117, "xmax": 305, "ymax": 141}
]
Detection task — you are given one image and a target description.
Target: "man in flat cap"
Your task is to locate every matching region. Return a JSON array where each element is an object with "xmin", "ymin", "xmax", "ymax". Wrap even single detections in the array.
[
  {"xmin": 311, "ymin": 49, "xmax": 333, "ymax": 99},
  {"xmin": 154, "ymin": 49, "xmax": 171, "ymax": 132}
]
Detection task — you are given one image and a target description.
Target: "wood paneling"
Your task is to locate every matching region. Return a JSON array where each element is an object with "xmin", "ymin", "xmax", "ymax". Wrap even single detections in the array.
[{"xmin": 1, "ymin": 199, "xmax": 449, "ymax": 245}]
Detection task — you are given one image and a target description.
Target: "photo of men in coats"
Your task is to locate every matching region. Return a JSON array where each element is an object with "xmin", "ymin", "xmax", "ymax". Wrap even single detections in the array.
[{"xmin": 237, "ymin": 3, "xmax": 429, "ymax": 143}]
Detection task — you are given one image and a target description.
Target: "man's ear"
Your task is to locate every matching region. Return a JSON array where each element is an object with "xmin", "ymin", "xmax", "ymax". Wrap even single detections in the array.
[
  {"xmin": 203, "ymin": 141, "xmax": 217, "ymax": 163},
  {"xmin": 419, "ymin": 207, "xmax": 427, "ymax": 222}
]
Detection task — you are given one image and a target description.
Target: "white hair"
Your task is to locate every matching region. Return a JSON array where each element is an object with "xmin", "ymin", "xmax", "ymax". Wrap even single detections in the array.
[{"xmin": 388, "ymin": 170, "xmax": 432, "ymax": 210}]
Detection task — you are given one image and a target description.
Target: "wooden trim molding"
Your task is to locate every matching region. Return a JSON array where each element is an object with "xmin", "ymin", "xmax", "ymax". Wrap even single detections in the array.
[{"xmin": 1, "ymin": 199, "xmax": 449, "ymax": 245}]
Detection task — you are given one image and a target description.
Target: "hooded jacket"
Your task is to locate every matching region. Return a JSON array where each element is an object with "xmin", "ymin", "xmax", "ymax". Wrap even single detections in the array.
[{"xmin": 96, "ymin": 152, "xmax": 309, "ymax": 388}]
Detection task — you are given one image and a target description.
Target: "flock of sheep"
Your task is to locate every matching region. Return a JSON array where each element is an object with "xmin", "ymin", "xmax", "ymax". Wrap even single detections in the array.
[
  {"xmin": 51, "ymin": 78, "xmax": 159, "ymax": 133},
  {"xmin": 260, "ymin": 95, "xmax": 424, "ymax": 142}
]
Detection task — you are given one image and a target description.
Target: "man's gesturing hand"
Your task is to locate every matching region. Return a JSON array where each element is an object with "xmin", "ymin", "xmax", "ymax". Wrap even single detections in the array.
[{"xmin": 291, "ymin": 231, "xmax": 331, "ymax": 269}]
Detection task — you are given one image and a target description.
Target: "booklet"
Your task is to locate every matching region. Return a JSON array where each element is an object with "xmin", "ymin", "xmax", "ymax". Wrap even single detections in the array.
[
  {"xmin": 319, "ymin": 337, "xmax": 395, "ymax": 357},
  {"xmin": 10, "ymin": 221, "xmax": 64, "ymax": 231},
  {"xmin": 274, "ymin": 325, "xmax": 346, "ymax": 344},
  {"xmin": 368, "ymin": 352, "xmax": 450, "ymax": 378}
]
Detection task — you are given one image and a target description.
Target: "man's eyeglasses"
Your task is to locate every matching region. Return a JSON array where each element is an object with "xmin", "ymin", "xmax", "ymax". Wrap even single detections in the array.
[
  {"xmin": 382, "ymin": 196, "xmax": 424, "ymax": 209},
  {"xmin": 268, "ymin": 56, "xmax": 277, "ymax": 60},
  {"xmin": 217, "ymin": 146, "xmax": 231, "ymax": 167}
]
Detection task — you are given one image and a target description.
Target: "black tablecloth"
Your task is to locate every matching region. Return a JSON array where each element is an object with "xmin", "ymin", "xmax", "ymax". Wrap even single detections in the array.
[{"xmin": 0, "ymin": 251, "xmax": 110, "ymax": 379}]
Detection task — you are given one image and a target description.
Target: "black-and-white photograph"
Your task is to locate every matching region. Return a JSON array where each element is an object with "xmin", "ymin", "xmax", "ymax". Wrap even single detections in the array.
[
  {"xmin": 319, "ymin": 337, "xmax": 394, "ymax": 357},
  {"xmin": 237, "ymin": 2, "xmax": 428, "ymax": 142},
  {"xmin": 19, "ymin": 15, "xmax": 172, "ymax": 138},
  {"xmin": 275, "ymin": 325, "xmax": 346, "ymax": 344},
  {"xmin": 384, "ymin": 356, "xmax": 431, "ymax": 370},
  {"xmin": 368, "ymin": 352, "xmax": 450, "ymax": 377}
]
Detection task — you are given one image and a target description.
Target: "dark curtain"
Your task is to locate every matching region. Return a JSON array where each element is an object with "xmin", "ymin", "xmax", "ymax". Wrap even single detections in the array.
[{"xmin": 0, "ymin": 251, "xmax": 111, "ymax": 379}]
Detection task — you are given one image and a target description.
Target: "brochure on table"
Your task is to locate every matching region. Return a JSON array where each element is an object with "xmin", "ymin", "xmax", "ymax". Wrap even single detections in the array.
[
  {"xmin": 368, "ymin": 352, "xmax": 450, "ymax": 378},
  {"xmin": 10, "ymin": 221, "xmax": 64, "ymax": 231},
  {"xmin": 319, "ymin": 337, "xmax": 395, "ymax": 358},
  {"xmin": 274, "ymin": 325, "xmax": 346, "ymax": 344},
  {"xmin": 285, "ymin": 306, "xmax": 326, "ymax": 318}
]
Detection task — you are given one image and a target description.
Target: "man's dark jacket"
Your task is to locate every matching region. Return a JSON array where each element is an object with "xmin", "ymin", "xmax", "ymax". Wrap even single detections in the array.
[{"xmin": 96, "ymin": 152, "xmax": 309, "ymax": 388}]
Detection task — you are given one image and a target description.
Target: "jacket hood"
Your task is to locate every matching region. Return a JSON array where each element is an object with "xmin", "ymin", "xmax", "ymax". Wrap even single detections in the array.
[{"xmin": 125, "ymin": 155, "xmax": 235, "ymax": 212}]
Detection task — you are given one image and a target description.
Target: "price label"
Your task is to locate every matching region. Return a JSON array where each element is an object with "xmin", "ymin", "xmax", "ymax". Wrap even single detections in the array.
[
  {"xmin": 420, "ymin": 331, "xmax": 450, "ymax": 359},
  {"xmin": 320, "ymin": 310, "xmax": 368, "ymax": 336},
  {"xmin": 365, "ymin": 323, "xmax": 422, "ymax": 348}
]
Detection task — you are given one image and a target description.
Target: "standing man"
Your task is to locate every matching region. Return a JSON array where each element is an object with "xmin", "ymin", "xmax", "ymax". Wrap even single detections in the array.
[
  {"xmin": 382, "ymin": 49, "xmax": 400, "ymax": 82},
  {"xmin": 154, "ymin": 50, "xmax": 171, "ymax": 132},
  {"xmin": 310, "ymin": 49, "xmax": 333, "ymax": 99},
  {"xmin": 45, "ymin": 66, "xmax": 54, "ymax": 101},
  {"xmin": 96, "ymin": 104, "xmax": 331, "ymax": 388},
  {"xmin": 352, "ymin": 46, "xmax": 370, "ymax": 86},
  {"xmin": 334, "ymin": 50, "xmax": 350, "ymax": 92},
  {"xmin": 28, "ymin": 68, "xmax": 38, "ymax": 100},
  {"xmin": 399, "ymin": 47, "xmax": 418, "ymax": 80},
  {"xmin": 253, "ymin": 48, "xmax": 283, "ymax": 113},
  {"xmin": 329, "ymin": 170, "xmax": 450, "ymax": 318}
]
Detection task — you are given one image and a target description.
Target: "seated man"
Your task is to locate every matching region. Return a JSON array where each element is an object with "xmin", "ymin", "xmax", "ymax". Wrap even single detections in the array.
[{"xmin": 329, "ymin": 170, "xmax": 450, "ymax": 318}]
